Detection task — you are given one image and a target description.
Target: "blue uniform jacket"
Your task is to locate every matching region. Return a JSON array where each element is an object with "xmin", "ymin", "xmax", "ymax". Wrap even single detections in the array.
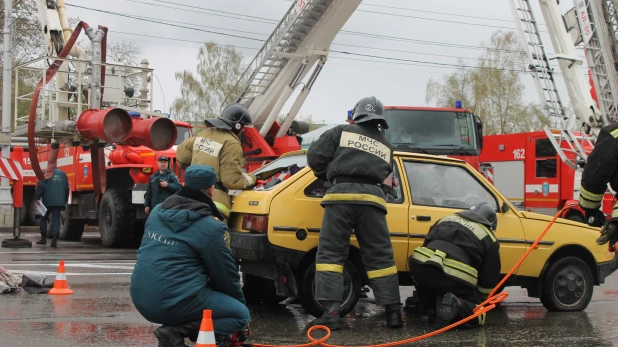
[
  {"xmin": 34, "ymin": 168, "xmax": 70, "ymax": 207},
  {"xmin": 129, "ymin": 186, "xmax": 245, "ymax": 325},
  {"xmin": 144, "ymin": 169, "xmax": 181, "ymax": 209}
]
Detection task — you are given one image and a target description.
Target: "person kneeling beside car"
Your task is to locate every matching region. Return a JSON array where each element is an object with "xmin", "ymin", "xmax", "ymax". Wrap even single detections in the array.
[{"xmin": 130, "ymin": 164, "xmax": 251, "ymax": 347}]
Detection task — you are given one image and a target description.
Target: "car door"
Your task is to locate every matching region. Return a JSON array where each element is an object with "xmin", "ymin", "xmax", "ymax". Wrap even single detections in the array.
[{"xmin": 400, "ymin": 158, "xmax": 527, "ymax": 274}]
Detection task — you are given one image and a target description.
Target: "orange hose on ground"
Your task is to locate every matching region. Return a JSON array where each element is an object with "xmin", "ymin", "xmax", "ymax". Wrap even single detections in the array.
[{"xmin": 253, "ymin": 203, "xmax": 577, "ymax": 347}]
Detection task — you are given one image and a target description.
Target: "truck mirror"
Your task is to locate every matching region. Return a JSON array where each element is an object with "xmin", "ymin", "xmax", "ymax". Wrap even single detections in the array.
[{"xmin": 474, "ymin": 115, "xmax": 483, "ymax": 151}]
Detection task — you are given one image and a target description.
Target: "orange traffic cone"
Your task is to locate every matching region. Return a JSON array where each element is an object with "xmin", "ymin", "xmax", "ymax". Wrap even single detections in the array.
[
  {"xmin": 48, "ymin": 260, "xmax": 74, "ymax": 295},
  {"xmin": 195, "ymin": 310, "xmax": 216, "ymax": 347}
]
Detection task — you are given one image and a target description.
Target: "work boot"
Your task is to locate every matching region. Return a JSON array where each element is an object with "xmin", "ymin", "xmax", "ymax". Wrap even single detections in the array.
[
  {"xmin": 311, "ymin": 311, "xmax": 343, "ymax": 330},
  {"xmin": 169, "ymin": 321, "xmax": 200, "ymax": 343},
  {"xmin": 51, "ymin": 236, "xmax": 57, "ymax": 248},
  {"xmin": 435, "ymin": 293, "xmax": 465, "ymax": 329},
  {"xmin": 385, "ymin": 303, "xmax": 403, "ymax": 329},
  {"xmin": 153, "ymin": 325, "xmax": 189, "ymax": 347},
  {"xmin": 36, "ymin": 233, "xmax": 46, "ymax": 245}
]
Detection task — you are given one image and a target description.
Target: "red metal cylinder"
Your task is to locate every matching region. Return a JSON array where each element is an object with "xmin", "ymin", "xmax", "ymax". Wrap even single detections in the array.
[
  {"xmin": 11, "ymin": 146, "xmax": 23, "ymax": 209},
  {"xmin": 76, "ymin": 108, "xmax": 133, "ymax": 143},
  {"xmin": 108, "ymin": 148, "xmax": 144, "ymax": 165},
  {"xmin": 124, "ymin": 116, "xmax": 177, "ymax": 151}
]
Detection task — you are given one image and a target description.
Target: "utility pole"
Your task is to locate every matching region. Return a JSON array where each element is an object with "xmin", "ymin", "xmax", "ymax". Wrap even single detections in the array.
[{"xmin": 0, "ymin": 0, "xmax": 14, "ymax": 228}]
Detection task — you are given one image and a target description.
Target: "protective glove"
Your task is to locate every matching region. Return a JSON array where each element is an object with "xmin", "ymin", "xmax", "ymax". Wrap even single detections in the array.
[
  {"xmin": 583, "ymin": 208, "xmax": 606, "ymax": 227},
  {"xmin": 597, "ymin": 221, "xmax": 618, "ymax": 252}
]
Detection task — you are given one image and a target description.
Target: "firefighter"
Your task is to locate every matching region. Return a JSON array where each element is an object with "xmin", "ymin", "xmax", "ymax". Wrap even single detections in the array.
[
  {"xmin": 34, "ymin": 168, "xmax": 70, "ymax": 248},
  {"xmin": 407, "ymin": 203, "xmax": 500, "ymax": 329},
  {"xmin": 177, "ymin": 104, "xmax": 257, "ymax": 222},
  {"xmin": 130, "ymin": 165, "xmax": 250, "ymax": 347},
  {"xmin": 306, "ymin": 96, "xmax": 403, "ymax": 330},
  {"xmin": 144, "ymin": 156, "xmax": 181, "ymax": 215},
  {"xmin": 578, "ymin": 123, "xmax": 618, "ymax": 250}
]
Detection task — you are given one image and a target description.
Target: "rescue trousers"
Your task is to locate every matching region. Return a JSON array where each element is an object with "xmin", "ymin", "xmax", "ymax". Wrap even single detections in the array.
[
  {"xmin": 409, "ymin": 261, "xmax": 485, "ymax": 328},
  {"xmin": 315, "ymin": 203, "xmax": 400, "ymax": 306},
  {"xmin": 133, "ymin": 288, "xmax": 250, "ymax": 335},
  {"xmin": 40, "ymin": 207, "xmax": 62, "ymax": 237}
]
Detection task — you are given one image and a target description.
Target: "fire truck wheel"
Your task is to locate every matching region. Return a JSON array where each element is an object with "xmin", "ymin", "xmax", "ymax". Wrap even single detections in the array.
[
  {"xmin": 565, "ymin": 213, "xmax": 585, "ymax": 224},
  {"xmin": 540, "ymin": 256, "xmax": 593, "ymax": 312},
  {"xmin": 99, "ymin": 189, "xmax": 136, "ymax": 248},
  {"xmin": 298, "ymin": 259, "xmax": 362, "ymax": 318},
  {"xmin": 58, "ymin": 205, "xmax": 85, "ymax": 241}
]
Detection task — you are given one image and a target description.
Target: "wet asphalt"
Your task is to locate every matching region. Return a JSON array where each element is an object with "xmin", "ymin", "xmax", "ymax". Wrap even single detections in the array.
[{"xmin": 2, "ymin": 230, "xmax": 618, "ymax": 347}]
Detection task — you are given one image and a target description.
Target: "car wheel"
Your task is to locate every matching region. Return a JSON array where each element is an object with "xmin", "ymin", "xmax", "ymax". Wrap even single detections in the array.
[
  {"xmin": 242, "ymin": 273, "xmax": 287, "ymax": 304},
  {"xmin": 540, "ymin": 256, "xmax": 593, "ymax": 311},
  {"xmin": 298, "ymin": 259, "xmax": 362, "ymax": 318}
]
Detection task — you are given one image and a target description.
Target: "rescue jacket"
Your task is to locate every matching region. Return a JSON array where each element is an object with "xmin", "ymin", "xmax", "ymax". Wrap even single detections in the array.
[
  {"xmin": 176, "ymin": 128, "xmax": 256, "ymax": 218},
  {"xmin": 307, "ymin": 123, "xmax": 393, "ymax": 212},
  {"xmin": 579, "ymin": 122, "xmax": 618, "ymax": 219},
  {"xmin": 130, "ymin": 187, "xmax": 245, "ymax": 324},
  {"xmin": 34, "ymin": 168, "xmax": 70, "ymax": 208},
  {"xmin": 410, "ymin": 210, "xmax": 501, "ymax": 299},
  {"xmin": 144, "ymin": 169, "xmax": 181, "ymax": 209}
]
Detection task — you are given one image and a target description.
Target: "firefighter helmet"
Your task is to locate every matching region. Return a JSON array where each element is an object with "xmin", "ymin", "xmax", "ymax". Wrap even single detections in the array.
[
  {"xmin": 351, "ymin": 96, "xmax": 389, "ymax": 129},
  {"xmin": 469, "ymin": 202, "xmax": 498, "ymax": 231},
  {"xmin": 205, "ymin": 103, "xmax": 253, "ymax": 134}
]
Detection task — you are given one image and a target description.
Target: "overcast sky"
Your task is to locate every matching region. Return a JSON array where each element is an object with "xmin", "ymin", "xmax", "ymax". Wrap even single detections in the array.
[{"xmin": 65, "ymin": 0, "xmax": 587, "ymax": 125}]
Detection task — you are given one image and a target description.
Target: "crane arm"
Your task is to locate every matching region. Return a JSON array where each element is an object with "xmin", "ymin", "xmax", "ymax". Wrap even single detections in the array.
[{"xmin": 225, "ymin": 0, "xmax": 361, "ymax": 137}]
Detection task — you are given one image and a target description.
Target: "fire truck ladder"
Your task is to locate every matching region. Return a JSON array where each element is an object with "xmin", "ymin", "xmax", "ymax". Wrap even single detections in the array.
[
  {"xmin": 542, "ymin": 125, "xmax": 594, "ymax": 170},
  {"xmin": 509, "ymin": 0, "xmax": 567, "ymax": 127},
  {"xmin": 230, "ymin": 0, "xmax": 331, "ymax": 109},
  {"xmin": 579, "ymin": 0, "xmax": 618, "ymax": 124}
]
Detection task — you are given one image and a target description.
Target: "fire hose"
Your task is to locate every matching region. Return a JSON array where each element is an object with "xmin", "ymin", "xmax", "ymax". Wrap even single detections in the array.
[{"xmin": 251, "ymin": 203, "xmax": 579, "ymax": 347}]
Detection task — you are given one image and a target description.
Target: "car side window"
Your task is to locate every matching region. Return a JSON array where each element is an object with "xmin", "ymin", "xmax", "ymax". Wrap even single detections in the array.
[
  {"xmin": 403, "ymin": 161, "xmax": 498, "ymax": 210},
  {"xmin": 304, "ymin": 163, "xmax": 404, "ymax": 204}
]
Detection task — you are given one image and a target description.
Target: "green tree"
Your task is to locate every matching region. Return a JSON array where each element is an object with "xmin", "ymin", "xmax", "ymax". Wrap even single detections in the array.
[
  {"xmin": 425, "ymin": 31, "xmax": 550, "ymax": 135},
  {"xmin": 171, "ymin": 41, "xmax": 247, "ymax": 122}
]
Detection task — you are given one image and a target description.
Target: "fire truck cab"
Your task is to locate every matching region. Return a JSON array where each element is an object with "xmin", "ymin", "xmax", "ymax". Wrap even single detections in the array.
[{"xmin": 477, "ymin": 130, "xmax": 614, "ymax": 221}]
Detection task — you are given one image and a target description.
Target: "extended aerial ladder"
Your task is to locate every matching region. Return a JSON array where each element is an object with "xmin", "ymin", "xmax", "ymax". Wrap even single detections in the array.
[{"xmin": 225, "ymin": 0, "xmax": 361, "ymax": 171}]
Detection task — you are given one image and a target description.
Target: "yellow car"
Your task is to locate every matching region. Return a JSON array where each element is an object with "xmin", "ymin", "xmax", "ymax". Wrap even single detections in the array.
[{"xmin": 229, "ymin": 150, "xmax": 618, "ymax": 317}]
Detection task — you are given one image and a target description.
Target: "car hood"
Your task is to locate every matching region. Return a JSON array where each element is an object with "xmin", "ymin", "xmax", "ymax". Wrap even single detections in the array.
[{"xmin": 520, "ymin": 211, "xmax": 599, "ymax": 231}]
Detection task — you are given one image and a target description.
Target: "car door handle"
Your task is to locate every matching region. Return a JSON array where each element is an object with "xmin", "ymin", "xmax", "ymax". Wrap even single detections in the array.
[{"xmin": 417, "ymin": 215, "xmax": 431, "ymax": 222}]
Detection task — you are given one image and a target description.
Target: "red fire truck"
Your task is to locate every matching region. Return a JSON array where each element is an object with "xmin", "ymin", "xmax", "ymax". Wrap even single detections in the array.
[
  {"xmin": 475, "ymin": 129, "xmax": 614, "ymax": 222},
  {"xmin": 14, "ymin": 118, "xmax": 193, "ymax": 247}
]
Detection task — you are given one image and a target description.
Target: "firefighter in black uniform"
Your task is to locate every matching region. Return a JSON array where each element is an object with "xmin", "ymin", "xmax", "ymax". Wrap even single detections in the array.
[
  {"xmin": 407, "ymin": 203, "xmax": 500, "ymax": 329},
  {"xmin": 578, "ymin": 123, "xmax": 618, "ymax": 249},
  {"xmin": 307, "ymin": 96, "xmax": 403, "ymax": 330}
]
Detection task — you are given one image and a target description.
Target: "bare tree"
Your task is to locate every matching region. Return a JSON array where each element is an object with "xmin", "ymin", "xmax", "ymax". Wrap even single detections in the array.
[
  {"xmin": 171, "ymin": 41, "xmax": 247, "ymax": 122},
  {"xmin": 425, "ymin": 31, "xmax": 551, "ymax": 135}
]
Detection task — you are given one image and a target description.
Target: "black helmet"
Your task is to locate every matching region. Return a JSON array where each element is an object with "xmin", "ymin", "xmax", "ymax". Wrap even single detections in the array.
[
  {"xmin": 205, "ymin": 103, "xmax": 253, "ymax": 133},
  {"xmin": 469, "ymin": 202, "xmax": 498, "ymax": 231},
  {"xmin": 351, "ymin": 96, "xmax": 389, "ymax": 129}
]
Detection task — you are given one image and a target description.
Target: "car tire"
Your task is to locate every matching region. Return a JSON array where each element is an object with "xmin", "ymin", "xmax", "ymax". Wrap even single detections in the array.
[
  {"xmin": 540, "ymin": 256, "xmax": 593, "ymax": 312},
  {"xmin": 99, "ymin": 189, "xmax": 136, "ymax": 248},
  {"xmin": 298, "ymin": 259, "xmax": 362, "ymax": 318},
  {"xmin": 242, "ymin": 273, "xmax": 287, "ymax": 304}
]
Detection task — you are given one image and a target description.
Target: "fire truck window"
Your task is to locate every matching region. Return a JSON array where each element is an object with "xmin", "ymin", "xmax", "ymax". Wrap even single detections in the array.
[
  {"xmin": 536, "ymin": 159, "xmax": 557, "ymax": 178},
  {"xmin": 403, "ymin": 161, "xmax": 498, "ymax": 210},
  {"xmin": 536, "ymin": 138, "xmax": 557, "ymax": 158}
]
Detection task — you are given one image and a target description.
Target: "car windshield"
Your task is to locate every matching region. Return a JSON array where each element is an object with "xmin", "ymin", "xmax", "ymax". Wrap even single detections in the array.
[
  {"xmin": 383, "ymin": 109, "xmax": 479, "ymax": 155},
  {"xmin": 175, "ymin": 126, "xmax": 192, "ymax": 145}
]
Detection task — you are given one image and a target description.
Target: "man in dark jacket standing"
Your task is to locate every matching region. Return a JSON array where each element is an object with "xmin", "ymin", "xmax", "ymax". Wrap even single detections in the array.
[
  {"xmin": 307, "ymin": 96, "xmax": 402, "ymax": 330},
  {"xmin": 407, "ymin": 203, "xmax": 500, "ymax": 329},
  {"xmin": 130, "ymin": 164, "xmax": 250, "ymax": 347},
  {"xmin": 34, "ymin": 168, "xmax": 70, "ymax": 248},
  {"xmin": 144, "ymin": 156, "xmax": 181, "ymax": 215}
]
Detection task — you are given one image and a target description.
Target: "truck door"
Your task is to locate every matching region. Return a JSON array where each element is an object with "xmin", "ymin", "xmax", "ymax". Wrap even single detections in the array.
[{"xmin": 525, "ymin": 135, "xmax": 560, "ymax": 215}]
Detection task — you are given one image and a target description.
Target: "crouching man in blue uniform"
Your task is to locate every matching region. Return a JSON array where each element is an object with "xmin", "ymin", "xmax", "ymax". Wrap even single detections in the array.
[{"xmin": 130, "ymin": 164, "xmax": 250, "ymax": 347}]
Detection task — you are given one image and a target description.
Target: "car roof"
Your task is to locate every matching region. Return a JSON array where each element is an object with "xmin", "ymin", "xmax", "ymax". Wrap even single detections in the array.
[{"xmin": 279, "ymin": 149, "xmax": 466, "ymax": 164}]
